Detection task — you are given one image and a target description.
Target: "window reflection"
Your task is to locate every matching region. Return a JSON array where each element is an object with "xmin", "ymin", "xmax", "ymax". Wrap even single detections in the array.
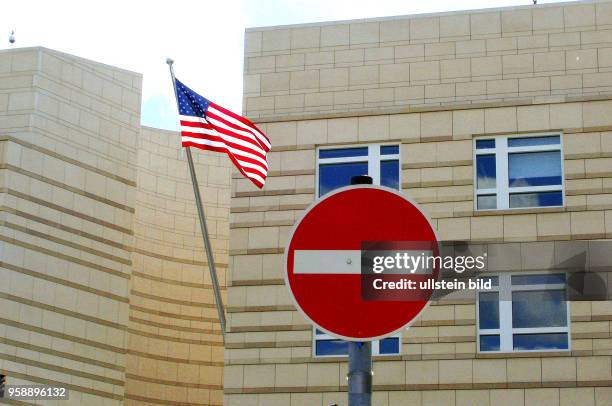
[
  {"xmin": 319, "ymin": 147, "xmax": 368, "ymax": 159},
  {"xmin": 512, "ymin": 290, "xmax": 567, "ymax": 328},
  {"xmin": 319, "ymin": 162, "xmax": 368, "ymax": 196},
  {"xmin": 479, "ymin": 292, "xmax": 500, "ymax": 329},
  {"xmin": 476, "ymin": 154, "xmax": 496, "ymax": 189},
  {"xmin": 480, "ymin": 335, "xmax": 500, "ymax": 351},
  {"xmin": 315, "ymin": 339, "xmax": 349, "ymax": 355},
  {"xmin": 477, "ymin": 195, "xmax": 497, "ymax": 210},
  {"xmin": 381, "ymin": 160, "xmax": 399, "ymax": 190},
  {"xmin": 474, "ymin": 134, "xmax": 564, "ymax": 210},
  {"xmin": 508, "ymin": 135, "xmax": 560, "ymax": 147},
  {"xmin": 509, "ymin": 191, "xmax": 563, "ymax": 208},
  {"xmin": 513, "ymin": 333, "xmax": 568, "ymax": 351},
  {"xmin": 508, "ymin": 151, "xmax": 562, "ymax": 187}
]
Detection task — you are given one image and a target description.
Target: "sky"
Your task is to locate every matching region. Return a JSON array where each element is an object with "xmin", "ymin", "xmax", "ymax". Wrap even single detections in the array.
[{"xmin": 3, "ymin": 0, "xmax": 567, "ymax": 131}]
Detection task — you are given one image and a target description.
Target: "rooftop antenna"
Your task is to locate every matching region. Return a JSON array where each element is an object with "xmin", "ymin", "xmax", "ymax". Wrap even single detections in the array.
[{"xmin": 8, "ymin": 30, "xmax": 15, "ymax": 45}]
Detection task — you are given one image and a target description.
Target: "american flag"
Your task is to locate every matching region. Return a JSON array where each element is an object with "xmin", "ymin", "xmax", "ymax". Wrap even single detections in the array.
[{"xmin": 174, "ymin": 79, "xmax": 271, "ymax": 188}]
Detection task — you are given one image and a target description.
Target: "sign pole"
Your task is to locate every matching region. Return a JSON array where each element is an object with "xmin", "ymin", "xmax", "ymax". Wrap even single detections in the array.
[
  {"xmin": 347, "ymin": 175, "xmax": 373, "ymax": 406},
  {"xmin": 348, "ymin": 341, "xmax": 372, "ymax": 406},
  {"xmin": 166, "ymin": 58, "xmax": 227, "ymax": 341}
]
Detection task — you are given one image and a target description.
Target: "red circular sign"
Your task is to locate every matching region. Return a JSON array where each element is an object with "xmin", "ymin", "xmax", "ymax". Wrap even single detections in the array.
[{"xmin": 284, "ymin": 185, "xmax": 439, "ymax": 341}]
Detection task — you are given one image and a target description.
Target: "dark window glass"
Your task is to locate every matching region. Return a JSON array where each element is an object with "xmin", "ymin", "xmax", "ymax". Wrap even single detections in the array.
[
  {"xmin": 508, "ymin": 135, "xmax": 560, "ymax": 147},
  {"xmin": 315, "ymin": 339, "xmax": 349, "ymax": 356},
  {"xmin": 476, "ymin": 139, "xmax": 495, "ymax": 149},
  {"xmin": 379, "ymin": 337, "xmax": 400, "ymax": 354},
  {"xmin": 480, "ymin": 335, "xmax": 500, "ymax": 351},
  {"xmin": 476, "ymin": 154, "xmax": 496, "ymax": 189},
  {"xmin": 319, "ymin": 162, "xmax": 368, "ymax": 197},
  {"xmin": 479, "ymin": 292, "xmax": 500, "ymax": 329},
  {"xmin": 509, "ymin": 191, "xmax": 563, "ymax": 208},
  {"xmin": 477, "ymin": 195, "xmax": 497, "ymax": 210},
  {"xmin": 512, "ymin": 290, "xmax": 567, "ymax": 328},
  {"xmin": 513, "ymin": 333, "xmax": 568, "ymax": 351},
  {"xmin": 381, "ymin": 160, "xmax": 399, "ymax": 190},
  {"xmin": 381, "ymin": 145, "xmax": 399, "ymax": 155},
  {"xmin": 512, "ymin": 274, "xmax": 566, "ymax": 285},
  {"xmin": 508, "ymin": 151, "xmax": 562, "ymax": 187},
  {"xmin": 319, "ymin": 147, "xmax": 368, "ymax": 159}
]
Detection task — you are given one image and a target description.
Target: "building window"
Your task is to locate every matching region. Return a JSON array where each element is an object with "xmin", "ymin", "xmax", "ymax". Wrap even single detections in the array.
[
  {"xmin": 317, "ymin": 144, "xmax": 400, "ymax": 197},
  {"xmin": 314, "ymin": 328, "xmax": 401, "ymax": 357},
  {"xmin": 477, "ymin": 273, "xmax": 570, "ymax": 353},
  {"xmin": 314, "ymin": 143, "xmax": 401, "ymax": 357},
  {"xmin": 474, "ymin": 134, "xmax": 564, "ymax": 210}
]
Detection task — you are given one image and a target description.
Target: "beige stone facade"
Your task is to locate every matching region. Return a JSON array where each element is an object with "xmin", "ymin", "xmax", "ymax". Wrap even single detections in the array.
[
  {"xmin": 126, "ymin": 127, "xmax": 230, "ymax": 405},
  {"xmin": 227, "ymin": 1, "xmax": 612, "ymax": 405},
  {"xmin": 0, "ymin": 47, "xmax": 230, "ymax": 405}
]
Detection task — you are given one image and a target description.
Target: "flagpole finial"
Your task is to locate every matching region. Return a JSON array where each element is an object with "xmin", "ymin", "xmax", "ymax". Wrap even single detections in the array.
[{"xmin": 166, "ymin": 58, "xmax": 174, "ymax": 66}]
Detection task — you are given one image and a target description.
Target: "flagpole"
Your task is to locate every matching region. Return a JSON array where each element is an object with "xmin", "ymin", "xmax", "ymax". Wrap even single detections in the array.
[{"xmin": 166, "ymin": 58, "xmax": 227, "ymax": 341}]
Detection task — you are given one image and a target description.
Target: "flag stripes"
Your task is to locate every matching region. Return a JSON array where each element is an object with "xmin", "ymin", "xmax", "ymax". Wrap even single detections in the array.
[{"xmin": 174, "ymin": 79, "xmax": 270, "ymax": 188}]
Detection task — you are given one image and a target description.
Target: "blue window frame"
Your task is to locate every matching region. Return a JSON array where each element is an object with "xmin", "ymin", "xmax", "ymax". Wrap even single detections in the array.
[
  {"xmin": 477, "ymin": 273, "xmax": 570, "ymax": 353},
  {"xmin": 317, "ymin": 144, "xmax": 400, "ymax": 197},
  {"xmin": 474, "ymin": 134, "xmax": 564, "ymax": 210}
]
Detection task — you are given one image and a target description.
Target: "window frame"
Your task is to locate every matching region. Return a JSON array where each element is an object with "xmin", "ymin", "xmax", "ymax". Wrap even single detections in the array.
[
  {"xmin": 476, "ymin": 272, "xmax": 571, "ymax": 354},
  {"xmin": 473, "ymin": 133, "xmax": 565, "ymax": 211},
  {"xmin": 312, "ymin": 328, "xmax": 402, "ymax": 358},
  {"xmin": 316, "ymin": 143, "xmax": 401, "ymax": 198}
]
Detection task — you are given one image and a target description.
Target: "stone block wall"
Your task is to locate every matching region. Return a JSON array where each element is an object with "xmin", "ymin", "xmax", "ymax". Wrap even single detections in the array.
[
  {"xmin": 244, "ymin": 1, "xmax": 612, "ymax": 119},
  {"xmin": 227, "ymin": 2, "xmax": 612, "ymax": 405},
  {"xmin": 125, "ymin": 126, "xmax": 231, "ymax": 406},
  {"xmin": 0, "ymin": 47, "xmax": 140, "ymax": 405}
]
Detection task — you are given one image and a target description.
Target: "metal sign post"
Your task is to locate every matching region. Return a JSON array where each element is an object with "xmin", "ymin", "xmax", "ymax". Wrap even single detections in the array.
[
  {"xmin": 347, "ymin": 175, "xmax": 373, "ymax": 406},
  {"xmin": 348, "ymin": 341, "xmax": 372, "ymax": 406}
]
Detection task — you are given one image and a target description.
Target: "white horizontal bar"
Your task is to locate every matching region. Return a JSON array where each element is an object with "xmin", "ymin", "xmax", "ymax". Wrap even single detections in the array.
[
  {"xmin": 294, "ymin": 250, "xmax": 361, "ymax": 274},
  {"xmin": 512, "ymin": 327, "xmax": 569, "ymax": 334},
  {"xmin": 318, "ymin": 157, "xmax": 368, "ymax": 164},
  {"xmin": 294, "ymin": 249, "xmax": 436, "ymax": 275},
  {"xmin": 474, "ymin": 148, "xmax": 496, "ymax": 154}
]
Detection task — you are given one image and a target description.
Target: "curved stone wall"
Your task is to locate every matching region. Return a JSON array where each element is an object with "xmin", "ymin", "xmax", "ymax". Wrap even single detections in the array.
[
  {"xmin": 124, "ymin": 126, "xmax": 230, "ymax": 405},
  {"xmin": 0, "ymin": 47, "xmax": 139, "ymax": 405},
  {"xmin": 0, "ymin": 48, "xmax": 230, "ymax": 406}
]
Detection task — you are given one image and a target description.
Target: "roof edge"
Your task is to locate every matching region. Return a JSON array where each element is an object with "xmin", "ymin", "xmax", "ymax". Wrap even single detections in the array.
[
  {"xmin": 245, "ymin": 0, "xmax": 599, "ymax": 32},
  {"xmin": 0, "ymin": 46, "xmax": 142, "ymax": 77}
]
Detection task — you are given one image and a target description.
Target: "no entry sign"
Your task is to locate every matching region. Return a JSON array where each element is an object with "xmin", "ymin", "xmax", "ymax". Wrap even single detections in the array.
[{"xmin": 284, "ymin": 185, "xmax": 440, "ymax": 341}]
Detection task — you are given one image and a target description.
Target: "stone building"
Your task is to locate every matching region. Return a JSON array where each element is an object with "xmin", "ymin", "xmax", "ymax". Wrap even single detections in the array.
[
  {"xmin": 0, "ymin": 47, "xmax": 230, "ymax": 405},
  {"xmin": 226, "ymin": 1, "xmax": 612, "ymax": 405}
]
